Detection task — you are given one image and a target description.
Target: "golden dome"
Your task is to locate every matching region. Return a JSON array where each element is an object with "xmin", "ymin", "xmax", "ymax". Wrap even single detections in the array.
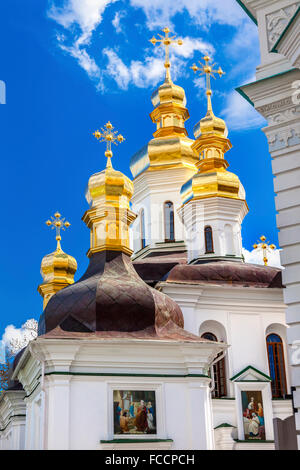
[
  {"xmin": 181, "ymin": 57, "xmax": 247, "ymax": 207},
  {"xmin": 181, "ymin": 159, "xmax": 246, "ymax": 204},
  {"xmin": 86, "ymin": 164, "xmax": 134, "ymax": 210},
  {"xmin": 151, "ymin": 78, "xmax": 187, "ymax": 110},
  {"xmin": 40, "ymin": 240, "xmax": 77, "ymax": 285},
  {"xmin": 38, "ymin": 213, "xmax": 77, "ymax": 309},
  {"xmin": 130, "ymin": 75, "xmax": 198, "ymax": 177},
  {"xmin": 194, "ymin": 93, "xmax": 228, "ymax": 140},
  {"xmin": 130, "ymin": 29, "xmax": 198, "ymax": 178},
  {"xmin": 83, "ymin": 123, "xmax": 137, "ymax": 257}
]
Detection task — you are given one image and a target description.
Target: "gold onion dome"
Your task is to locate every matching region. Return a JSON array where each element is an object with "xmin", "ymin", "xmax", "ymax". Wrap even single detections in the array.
[
  {"xmin": 38, "ymin": 213, "xmax": 77, "ymax": 309},
  {"xmin": 181, "ymin": 56, "xmax": 246, "ymax": 205},
  {"xmin": 130, "ymin": 28, "xmax": 198, "ymax": 178},
  {"xmin": 40, "ymin": 240, "xmax": 77, "ymax": 284},
  {"xmin": 86, "ymin": 162, "xmax": 133, "ymax": 210},
  {"xmin": 83, "ymin": 123, "xmax": 136, "ymax": 257}
]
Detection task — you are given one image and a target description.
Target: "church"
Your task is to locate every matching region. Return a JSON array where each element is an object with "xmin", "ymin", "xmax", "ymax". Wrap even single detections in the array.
[{"xmin": 0, "ymin": 27, "xmax": 294, "ymax": 450}]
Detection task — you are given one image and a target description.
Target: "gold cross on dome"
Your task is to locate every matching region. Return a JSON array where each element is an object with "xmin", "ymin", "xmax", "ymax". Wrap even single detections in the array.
[
  {"xmin": 149, "ymin": 27, "xmax": 183, "ymax": 81},
  {"xmin": 93, "ymin": 122, "xmax": 125, "ymax": 168},
  {"xmin": 191, "ymin": 56, "xmax": 225, "ymax": 111},
  {"xmin": 45, "ymin": 212, "xmax": 71, "ymax": 247},
  {"xmin": 253, "ymin": 235, "xmax": 276, "ymax": 266}
]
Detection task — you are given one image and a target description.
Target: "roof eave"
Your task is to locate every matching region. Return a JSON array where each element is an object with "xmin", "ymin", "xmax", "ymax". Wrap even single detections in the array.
[
  {"xmin": 271, "ymin": 6, "xmax": 300, "ymax": 53},
  {"xmin": 235, "ymin": 0, "xmax": 258, "ymax": 25}
]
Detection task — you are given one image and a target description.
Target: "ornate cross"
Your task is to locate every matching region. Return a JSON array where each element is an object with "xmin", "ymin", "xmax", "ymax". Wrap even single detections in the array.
[
  {"xmin": 253, "ymin": 235, "xmax": 276, "ymax": 266},
  {"xmin": 46, "ymin": 212, "xmax": 71, "ymax": 246},
  {"xmin": 191, "ymin": 56, "xmax": 225, "ymax": 111},
  {"xmin": 149, "ymin": 27, "xmax": 183, "ymax": 81},
  {"xmin": 93, "ymin": 121, "xmax": 125, "ymax": 168}
]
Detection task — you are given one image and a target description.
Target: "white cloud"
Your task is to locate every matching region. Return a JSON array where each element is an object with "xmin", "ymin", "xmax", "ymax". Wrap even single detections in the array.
[
  {"xmin": 48, "ymin": 0, "xmax": 116, "ymax": 40},
  {"xmin": 47, "ymin": 0, "xmax": 255, "ymax": 96},
  {"xmin": 129, "ymin": 0, "xmax": 246, "ymax": 30},
  {"xmin": 48, "ymin": 0, "xmax": 117, "ymax": 88},
  {"xmin": 222, "ymin": 89, "xmax": 266, "ymax": 131},
  {"xmin": 58, "ymin": 35, "xmax": 103, "ymax": 86},
  {"xmin": 1, "ymin": 319, "xmax": 38, "ymax": 358},
  {"xmin": 103, "ymin": 48, "xmax": 167, "ymax": 89},
  {"xmin": 242, "ymin": 248, "xmax": 283, "ymax": 269},
  {"xmin": 112, "ymin": 10, "xmax": 126, "ymax": 34},
  {"xmin": 103, "ymin": 35, "xmax": 214, "ymax": 90},
  {"xmin": 173, "ymin": 37, "xmax": 214, "ymax": 59}
]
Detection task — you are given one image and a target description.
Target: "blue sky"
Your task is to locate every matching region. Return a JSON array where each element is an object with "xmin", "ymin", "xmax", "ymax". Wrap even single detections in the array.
[{"xmin": 0, "ymin": 0, "xmax": 279, "ymax": 339}]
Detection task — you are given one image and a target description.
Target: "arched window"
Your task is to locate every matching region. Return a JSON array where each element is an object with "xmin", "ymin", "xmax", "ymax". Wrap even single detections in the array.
[
  {"xmin": 266, "ymin": 334, "xmax": 287, "ymax": 398},
  {"xmin": 201, "ymin": 332, "xmax": 227, "ymax": 398},
  {"xmin": 164, "ymin": 201, "xmax": 175, "ymax": 242},
  {"xmin": 204, "ymin": 226, "xmax": 214, "ymax": 253},
  {"xmin": 140, "ymin": 209, "xmax": 146, "ymax": 249}
]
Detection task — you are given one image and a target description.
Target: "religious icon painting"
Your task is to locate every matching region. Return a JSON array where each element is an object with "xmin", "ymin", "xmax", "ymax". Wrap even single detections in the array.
[
  {"xmin": 241, "ymin": 391, "xmax": 265, "ymax": 440},
  {"xmin": 113, "ymin": 390, "xmax": 156, "ymax": 435}
]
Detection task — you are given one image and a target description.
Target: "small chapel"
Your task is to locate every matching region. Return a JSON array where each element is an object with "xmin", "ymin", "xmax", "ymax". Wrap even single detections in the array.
[{"xmin": 0, "ymin": 28, "xmax": 294, "ymax": 450}]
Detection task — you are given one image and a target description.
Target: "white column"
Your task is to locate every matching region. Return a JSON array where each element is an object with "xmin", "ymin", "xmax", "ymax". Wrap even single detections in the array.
[
  {"xmin": 46, "ymin": 376, "xmax": 71, "ymax": 450},
  {"xmin": 187, "ymin": 381, "xmax": 215, "ymax": 449},
  {"xmin": 264, "ymin": 126, "xmax": 300, "ymax": 447}
]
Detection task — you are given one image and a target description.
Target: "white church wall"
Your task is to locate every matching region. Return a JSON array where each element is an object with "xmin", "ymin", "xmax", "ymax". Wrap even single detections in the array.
[
  {"xmin": 131, "ymin": 167, "xmax": 195, "ymax": 255},
  {"xmin": 0, "ymin": 390, "xmax": 26, "ymax": 450},
  {"xmin": 179, "ymin": 198, "xmax": 247, "ymax": 262},
  {"xmin": 161, "ymin": 283, "xmax": 289, "ymax": 397},
  {"xmin": 15, "ymin": 339, "xmax": 224, "ymax": 450},
  {"xmin": 44, "ymin": 376, "xmax": 216, "ymax": 450}
]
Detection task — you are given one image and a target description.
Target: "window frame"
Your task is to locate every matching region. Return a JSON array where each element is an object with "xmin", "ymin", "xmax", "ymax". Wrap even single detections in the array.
[
  {"xmin": 164, "ymin": 201, "xmax": 175, "ymax": 243},
  {"xmin": 266, "ymin": 333, "xmax": 287, "ymax": 398},
  {"xmin": 201, "ymin": 332, "xmax": 227, "ymax": 398},
  {"xmin": 140, "ymin": 209, "xmax": 146, "ymax": 250},
  {"xmin": 204, "ymin": 226, "xmax": 214, "ymax": 254}
]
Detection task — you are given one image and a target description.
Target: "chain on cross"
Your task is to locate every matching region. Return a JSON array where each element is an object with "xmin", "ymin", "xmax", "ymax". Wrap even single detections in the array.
[
  {"xmin": 149, "ymin": 27, "xmax": 183, "ymax": 81},
  {"xmin": 253, "ymin": 235, "xmax": 276, "ymax": 266},
  {"xmin": 191, "ymin": 56, "xmax": 225, "ymax": 110},
  {"xmin": 93, "ymin": 122, "xmax": 125, "ymax": 168},
  {"xmin": 45, "ymin": 212, "xmax": 71, "ymax": 246}
]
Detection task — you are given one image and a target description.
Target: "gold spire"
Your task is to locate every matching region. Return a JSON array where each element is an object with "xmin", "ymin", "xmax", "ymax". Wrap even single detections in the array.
[
  {"xmin": 38, "ymin": 212, "xmax": 77, "ymax": 309},
  {"xmin": 181, "ymin": 57, "xmax": 247, "ymax": 205},
  {"xmin": 253, "ymin": 236, "xmax": 276, "ymax": 266},
  {"xmin": 45, "ymin": 211, "xmax": 71, "ymax": 250},
  {"xmin": 191, "ymin": 56, "xmax": 225, "ymax": 115},
  {"xmin": 83, "ymin": 122, "xmax": 136, "ymax": 257},
  {"xmin": 150, "ymin": 27, "xmax": 183, "ymax": 82}
]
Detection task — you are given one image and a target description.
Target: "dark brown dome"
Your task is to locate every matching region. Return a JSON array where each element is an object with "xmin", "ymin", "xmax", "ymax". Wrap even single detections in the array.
[
  {"xmin": 165, "ymin": 261, "xmax": 283, "ymax": 288},
  {"xmin": 38, "ymin": 251, "xmax": 184, "ymax": 336}
]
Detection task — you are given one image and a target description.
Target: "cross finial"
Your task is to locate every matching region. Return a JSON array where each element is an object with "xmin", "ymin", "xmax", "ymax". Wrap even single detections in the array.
[
  {"xmin": 45, "ymin": 212, "xmax": 71, "ymax": 250},
  {"xmin": 149, "ymin": 27, "xmax": 183, "ymax": 82},
  {"xmin": 253, "ymin": 235, "xmax": 276, "ymax": 266},
  {"xmin": 191, "ymin": 56, "xmax": 225, "ymax": 112},
  {"xmin": 93, "ymin": 121, "xmax": 125, "ymax": 168}
]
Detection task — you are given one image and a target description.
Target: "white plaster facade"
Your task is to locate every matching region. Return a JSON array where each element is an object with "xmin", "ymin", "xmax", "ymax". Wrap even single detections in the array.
[
  {"xmin": 9, "ymin": 338, "xmax": 225, "ymax": 450},
  {"xmin": 0, "ymin": 390, "xmax": 26, "ymax": 450},
  {"xmin": 130, "ymin": 167, "xmax": 195, "ymax": 258},
  {"xmin": 237, "ymin": 0, "xmax": 300, "ymax": 446},
  {"xmin": 178, "ymin": 196, "xmax": 248, "ymax": 263},
  {"xmin": 0, "ymin": 281, "xmax": 292, "ymax": 450}
]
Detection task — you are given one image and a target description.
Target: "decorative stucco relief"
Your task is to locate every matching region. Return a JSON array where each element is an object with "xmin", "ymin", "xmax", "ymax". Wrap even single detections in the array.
[
  {"xmin": 266, "ymin": 3, "xmax": 299, "ymax": 49},
  {"xmin": 265, "ymin": 124, "xmax": 300, "ymax": 150}
]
